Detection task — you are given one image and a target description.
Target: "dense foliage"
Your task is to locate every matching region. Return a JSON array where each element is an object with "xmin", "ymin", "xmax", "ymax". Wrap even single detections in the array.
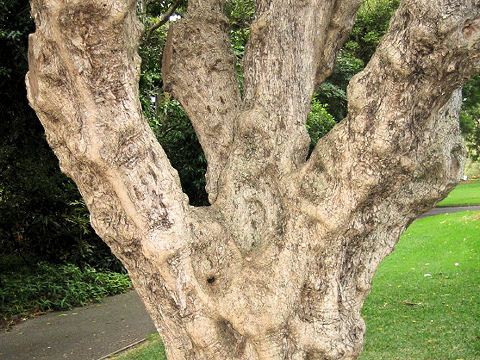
[{"xmin": 0, "ymin": 258, "xmax": 131, "ymax": 328}]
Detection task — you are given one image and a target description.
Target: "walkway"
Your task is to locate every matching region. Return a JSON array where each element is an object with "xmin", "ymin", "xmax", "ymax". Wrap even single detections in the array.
[
  {"xmin": 417, "ymin": 205, "xmax": 480, "ymax": 218},
  {"xmin": 1, "ymin": 206, "xmax": 479, "ymax": 360},
  {"xmin": 0, "ymin": 290, "xmax": 156, "ymax": 360}
]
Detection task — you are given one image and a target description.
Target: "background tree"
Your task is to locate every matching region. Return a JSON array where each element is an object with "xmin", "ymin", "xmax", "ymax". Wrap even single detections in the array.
[
  {"xmin": 24, "ymin": 1, "xmax": 480, "ymax": 360},
  {"xmin": 461, "ymin": 74, "xmax": 480, "ymax": 160}
]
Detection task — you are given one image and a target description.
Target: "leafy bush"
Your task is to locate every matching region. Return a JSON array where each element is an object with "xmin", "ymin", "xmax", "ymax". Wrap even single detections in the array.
[
  {"xmin": 306, "ymin": 100, "xmax": 337, "ymax": 150},
  {"xmin": 0, "ymin": 261, "xmax": 131, "ymax": 328},
  {"xmin": 347, "ymin": 0, "xmax": 401, "ymax": 63},
  {"xmin": 315, "ymin": 51, "xmax": 365, "ymax": 121}
]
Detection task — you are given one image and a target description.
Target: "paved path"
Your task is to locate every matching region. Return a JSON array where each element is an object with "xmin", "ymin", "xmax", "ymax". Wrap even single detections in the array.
[
  {"xmin": 0, "ymin": 290, "xmax": 156, "ymax": 360},
  {"xmin": 1, "ymin": 206, "xmax": 479, "ymax": 360},
  {"xmin": 418, "ymin": 205, "xmax": 480, "ymax": 218}
]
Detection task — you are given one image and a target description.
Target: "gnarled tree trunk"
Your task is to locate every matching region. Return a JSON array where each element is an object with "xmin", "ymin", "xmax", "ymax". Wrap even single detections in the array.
[{"xmin": 26, "ymin": 0, "xmax": 480, "ymax": 359}]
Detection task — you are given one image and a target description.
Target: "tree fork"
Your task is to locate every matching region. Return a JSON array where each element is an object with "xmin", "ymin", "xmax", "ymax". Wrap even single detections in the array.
[{"xmin": 27, "ymin": 0, "xmax": 480, "ymax": 359}]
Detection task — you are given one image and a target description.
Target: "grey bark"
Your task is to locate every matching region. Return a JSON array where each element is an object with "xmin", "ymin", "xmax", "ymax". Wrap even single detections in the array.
[{"xmin": 26, "ymin": 0, "xmax": 480, "ymax": 359}]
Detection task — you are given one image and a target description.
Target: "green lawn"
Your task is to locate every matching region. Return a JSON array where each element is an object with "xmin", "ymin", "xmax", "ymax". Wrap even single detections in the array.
[
  {"xmin": 110, "ymin": 334, "xmax": 166, "ymax": 360},
  {"xmin": 112, "ymin": 211, "xmax": 480, "ymax": 360},
  {"xmin": 437, "ymin": 181, "xmax": 480, "ymax": 206},
  {"xmin": 359, "ymin": 210, "xmax": 480, "ymax": 359}
]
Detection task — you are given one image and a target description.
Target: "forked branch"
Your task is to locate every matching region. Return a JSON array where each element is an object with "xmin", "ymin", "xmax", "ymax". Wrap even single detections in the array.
[{"xmin": 239, "ymin": 0, "xmax": 362, "ymax": 176}]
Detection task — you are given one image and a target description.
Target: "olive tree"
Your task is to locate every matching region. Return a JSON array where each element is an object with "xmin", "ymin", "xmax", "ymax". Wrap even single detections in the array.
[{"xmin": 26, "ymin": 0, "xmax": 480, "ymax": 359}]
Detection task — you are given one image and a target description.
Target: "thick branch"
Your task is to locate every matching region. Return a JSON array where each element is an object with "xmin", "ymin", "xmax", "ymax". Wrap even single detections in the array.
[
  {"xmin": 282, "ymin": 5, "xmax": 480, "ymax": 351},
  {"xmin": 314, "ymin": 0, "xmax": 364, "ymax": 86},
  {"xmin": 306, "ymin": 0, "xmax": 480, "ymax": 222},
  {"xmin": 300, "ymin": 0, "xmax": 480, "ymax": 307},
  {"xmin": 26, "ymin": 5, "xmax": 252, "ymax": 356},
  {"xmin": 340, "ymin": 90, "xmax": 465, "ymax": 309},
  {"xmin": 162, "ymin": 0, "xmax": 241, "ymax": 203},
  {"xmin": 239, "ymin": 0, "xmax": 362, "ymax": 175},
  {"xmin": 26, "ymin": 0, "xmax": 190, "ymax": 263}
]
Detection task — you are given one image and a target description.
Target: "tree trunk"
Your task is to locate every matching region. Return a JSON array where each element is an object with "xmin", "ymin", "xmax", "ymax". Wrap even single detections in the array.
[{"xmin": 26, "ymin": 0, "xmax": 480, "ymax": 359}]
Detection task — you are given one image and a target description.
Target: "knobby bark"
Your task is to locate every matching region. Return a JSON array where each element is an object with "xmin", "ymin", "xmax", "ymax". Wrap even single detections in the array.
[{"xmin": 26, "ymin": 0, "xmax": 480, "ymax": 359}]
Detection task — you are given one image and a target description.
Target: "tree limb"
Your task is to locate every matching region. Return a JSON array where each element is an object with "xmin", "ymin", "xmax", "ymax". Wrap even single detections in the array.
[
  {"xmin": 240, "ymin": 0, "xmax": 362, "ymax": 177},
  {"xmin": 144, "ymin": 0, "xmax": 184, "ymax": 41},
  {"xmin": 300, "ymin": 0, "xmax": 480, "ymax": 308},
  {"xmin": 162, "ymin": 0, "xmax": 241, "ymax": 203},
  {"xmin": 306, "ymin": 0, "xmax": 480, "ymax": 219},
  {"xmin": 26, "ymin": 0, "xmax": 190, "ymax": 265}
]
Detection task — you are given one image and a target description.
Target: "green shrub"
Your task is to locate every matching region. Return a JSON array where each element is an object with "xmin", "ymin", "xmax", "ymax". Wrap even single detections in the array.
[
  {"xmin": 306, "ymin": 100, "xmax": 337, "ymax": 149},
  {"xmin": 0, "ymin": 261, "xmax": 131, "ymax": 328}
]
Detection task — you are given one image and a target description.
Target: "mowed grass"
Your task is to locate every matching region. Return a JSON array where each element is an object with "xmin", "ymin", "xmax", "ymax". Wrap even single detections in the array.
[
  {"xmin": 112, "ymin": 211, "xmax": 480, "ymax": 360},
  {"xmin": 437, "ymin": 180, "xmax": 480, "ymax": 206},
  {"xmin": 110, "ymin": 334, "xmax": 166, "ymax": 360},
  {"xmin": 359, "ymin": 210, "xmax": 480, "ymax": 360}
]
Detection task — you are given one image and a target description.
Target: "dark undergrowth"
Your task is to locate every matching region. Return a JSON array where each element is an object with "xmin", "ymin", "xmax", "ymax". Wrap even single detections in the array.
[{"xmin": 0, "ymin": 256, "xmax": 131, "ymax": 329}]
